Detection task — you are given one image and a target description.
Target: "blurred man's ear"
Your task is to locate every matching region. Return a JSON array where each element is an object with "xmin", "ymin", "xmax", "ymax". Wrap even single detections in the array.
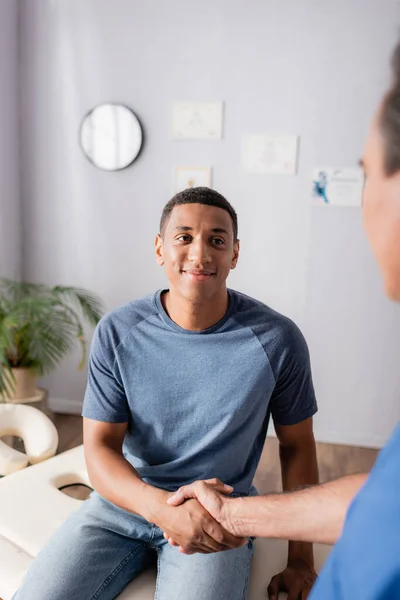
[
  {"xmin": 155, "ymin": 234, "xmax": 164, "ymax": 266},
  {"xmin": 231, "ymin": 240, "xmax": 240, "ymax": 270}
]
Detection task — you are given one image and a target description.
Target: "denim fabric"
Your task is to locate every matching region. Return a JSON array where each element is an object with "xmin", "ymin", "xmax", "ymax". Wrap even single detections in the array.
[{"xmin": 13, "ymin": 491, "xmax": 254, "ymax": 600}]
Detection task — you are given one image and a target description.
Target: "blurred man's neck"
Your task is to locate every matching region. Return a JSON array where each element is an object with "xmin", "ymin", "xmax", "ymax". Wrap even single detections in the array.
[{"xmin": 161, "ymin": 288, "xmax": 229, "ymax": 331}]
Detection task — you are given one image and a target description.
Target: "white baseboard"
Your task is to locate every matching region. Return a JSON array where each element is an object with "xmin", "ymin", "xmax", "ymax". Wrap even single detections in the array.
[
  {"xmin": 267, "ymin": 429, "xmax": 386, "ymax": 449},
  {"xmin": 316, "ymin": 429, "xmax": 386, "ymax": 449},
  {"xmin": 48, "ymin": 397, "xmax": 83, "ymax": 415}
]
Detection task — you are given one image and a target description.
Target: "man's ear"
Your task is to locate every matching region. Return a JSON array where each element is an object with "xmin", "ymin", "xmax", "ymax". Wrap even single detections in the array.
[
  {"xmin": 155, "ymin": 234, "xmax": 164, "ymax": 266},
  {"xmin": 231, "ymin": 240, "xmax": 240, "ymax": 270}
]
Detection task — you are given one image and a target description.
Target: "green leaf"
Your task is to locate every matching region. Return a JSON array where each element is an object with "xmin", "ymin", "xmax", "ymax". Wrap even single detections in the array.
[
  {"xmin": 0, "ymin": 279, "xmax": 104, "ymax": 397},
  {"xmin": 52, "ymin": 286, "xmax": 104, "ymax": 326}
]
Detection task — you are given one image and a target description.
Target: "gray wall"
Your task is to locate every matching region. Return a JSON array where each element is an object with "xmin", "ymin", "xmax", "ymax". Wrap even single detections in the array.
[
  {"xmin": 19, "ymin": 0, "xmax": 400, "ymax": 446},
  {"xmin": 0, "ymin": 0, "xmax": 21, "ymax": 279}
]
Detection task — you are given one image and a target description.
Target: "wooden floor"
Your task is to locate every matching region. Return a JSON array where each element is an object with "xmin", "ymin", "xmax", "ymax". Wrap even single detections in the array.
[{"xmin": 54, "ymin": 414, "xmax": 379, "ymax": 496}]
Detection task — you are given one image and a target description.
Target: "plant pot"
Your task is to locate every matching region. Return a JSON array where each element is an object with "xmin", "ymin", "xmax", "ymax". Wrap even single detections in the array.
[{"xmin": 6, "ymin": 368, "xmax": 37, "ymax": 400}]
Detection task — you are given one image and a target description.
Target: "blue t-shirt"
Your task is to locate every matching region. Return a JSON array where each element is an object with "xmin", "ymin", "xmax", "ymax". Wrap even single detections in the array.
[
  {"xmin": 82, "ymin": 289, "xmax": 317, "ymax": 493},
  {"xmin": 310, "ymin": 423, "xmax": 400, "ymax": 599}
]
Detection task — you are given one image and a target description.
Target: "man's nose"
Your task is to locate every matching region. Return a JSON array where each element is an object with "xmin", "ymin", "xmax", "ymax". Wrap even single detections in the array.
[{"xmin": 188, "ymin": 240, "xmax": 212, "ymax": 265}]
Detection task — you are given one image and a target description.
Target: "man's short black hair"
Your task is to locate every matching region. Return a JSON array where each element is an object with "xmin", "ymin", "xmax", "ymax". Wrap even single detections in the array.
[
  {"xmin": 380, "ymin": 40, "xmax": 400, "ymax": 175},
  {"xmin": 160, "ymin": 187, "xmax": 238, "ymax": 241}
]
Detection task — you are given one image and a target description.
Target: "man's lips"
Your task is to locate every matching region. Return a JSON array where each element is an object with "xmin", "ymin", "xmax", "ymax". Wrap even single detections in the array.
[{"xmin": 182, "ymin": 269, "xmax": 215, "ymax": 281}]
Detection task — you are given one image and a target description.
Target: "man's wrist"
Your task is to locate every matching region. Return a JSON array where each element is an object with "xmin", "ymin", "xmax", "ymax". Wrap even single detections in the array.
[
  {"xmin": 223, "ymin": 496, "xmax": 251, "ymax": 537},
  {"xmin": 134, "ymin": 483, "xmax": 170, "ymax": 523},
  {"xmin": 288, "ymin": 541, "xmax": 314, "ymax": 568}
]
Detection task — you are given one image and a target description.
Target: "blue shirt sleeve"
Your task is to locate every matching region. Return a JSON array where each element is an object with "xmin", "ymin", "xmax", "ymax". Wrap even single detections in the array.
[
  {"xmin": 82, "ymin": 318, "xmax": 130, "ymax": 423},
  {"xmin": 268, "ymin": 321, "xmax": 318, "ymax": 426},
  {"xmin": 310, "ymin": 424, "xmax": 400, "ymax": 600}
]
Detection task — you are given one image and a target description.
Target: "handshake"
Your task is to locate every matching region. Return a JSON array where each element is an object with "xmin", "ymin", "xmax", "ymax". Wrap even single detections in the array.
[
  {"xmin": 163, "ymin": 478, "xmax": 240, "ymax": 555},
  {"xmin": 142, "ymin": 478, "xmax": 246, "ymax": 558}
]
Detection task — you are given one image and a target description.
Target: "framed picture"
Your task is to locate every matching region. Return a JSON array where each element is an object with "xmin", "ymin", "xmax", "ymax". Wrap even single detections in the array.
[
  {"xmin": 243, "ymin": 134, "xmax": 299, "ymax": 175},
  {"xmin": 173, "ymin": 166, "xmax": 212, "ymax": 194},
  {"xmin": 172, "ymin": 102, "xmax": 223, "ymax": 139}
]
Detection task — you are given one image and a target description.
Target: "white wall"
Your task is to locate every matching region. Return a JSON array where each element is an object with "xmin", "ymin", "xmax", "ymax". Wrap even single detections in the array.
[
  {"xmin": 18, "ymin": 0, "xmax": 400, "ymax": 446},
  {"xmin": 0, "ymin": 0, "xmax": 21, "ymax": 279}
]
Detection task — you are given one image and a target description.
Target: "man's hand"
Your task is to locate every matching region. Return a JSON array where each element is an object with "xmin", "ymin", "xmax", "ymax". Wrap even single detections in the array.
[
  {"xmin": 148, "ymin": 484, "xmax": 246, "ymax": 555},
  {"xmin": 166, "ymin": 478, "xmax": 239, "ymax": 536},
  {"xmin": 267, "ymin": 559, "xmax": 317, "ymax": 600}
]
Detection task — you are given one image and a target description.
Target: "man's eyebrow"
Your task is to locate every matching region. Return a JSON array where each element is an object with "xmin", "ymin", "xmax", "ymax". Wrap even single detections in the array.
[
  {"xmin": 172, "ymin": 226, "xmax": 230, "ymax": 235},
  {"xmin": 211, "ymin": 228, "xmax": 230, "ymax": 235}
]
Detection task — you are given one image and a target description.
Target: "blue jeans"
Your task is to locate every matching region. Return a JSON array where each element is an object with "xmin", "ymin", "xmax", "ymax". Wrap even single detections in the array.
[{"xmin": 13, "ymin": 491, "xmax": 254, "ymax": 599}]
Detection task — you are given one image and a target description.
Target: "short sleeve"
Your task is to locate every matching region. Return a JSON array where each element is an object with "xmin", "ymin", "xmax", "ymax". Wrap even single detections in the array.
[
  {"xmin": 269, "ymin": 322, "xmax": 317, "ymax": 427},
  {"xmin": 82, "ymin": 318, "xmax": 130, "ymax": 423}
]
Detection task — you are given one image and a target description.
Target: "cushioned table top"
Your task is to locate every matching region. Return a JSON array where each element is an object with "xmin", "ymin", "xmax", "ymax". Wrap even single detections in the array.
[{"xmin": 0, "ymin": 445, "xmax": 331, "ymax": 600}]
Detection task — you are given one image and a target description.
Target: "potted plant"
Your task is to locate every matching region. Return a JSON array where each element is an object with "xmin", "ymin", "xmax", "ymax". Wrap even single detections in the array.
[{"xmin": 0, "ymin": 279, "xmax": 104, "ymax": 400}]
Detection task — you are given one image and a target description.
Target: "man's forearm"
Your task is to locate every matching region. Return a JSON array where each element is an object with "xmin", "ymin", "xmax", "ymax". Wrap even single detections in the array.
[
  {"xmin": 227, "ymin": 473, "xmax": 367, "ymax": 544},
  {"xmin": 279, "ymin": 440, "xmax": 319, "ymax": 565},
  {"xmin": 85, "ymin": 444, "xmax": 168, "ymax": 521}
]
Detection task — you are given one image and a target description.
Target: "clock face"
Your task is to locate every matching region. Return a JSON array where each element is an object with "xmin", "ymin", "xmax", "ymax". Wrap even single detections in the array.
[{"xmin": 80, "ymin": 103, "xmax": 143, "ymax": 171}]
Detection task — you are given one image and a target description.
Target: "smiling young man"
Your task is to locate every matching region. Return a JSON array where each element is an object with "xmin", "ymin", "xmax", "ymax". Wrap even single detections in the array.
[
  {"xmin": 165, "ymin": 41, "xmax": 400, "ymax": 600},
  {"xmin": 13, "ymin": 187, "xmax": 318, "ymax": 600}
]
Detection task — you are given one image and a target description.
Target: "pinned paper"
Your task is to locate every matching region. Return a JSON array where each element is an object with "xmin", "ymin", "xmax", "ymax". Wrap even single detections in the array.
[
  {"xmin": 312, "ymin": 167, "xmax": 364, "ymax": 207},
  {"xmin": 173, "ymin": 166, "xmax": 212, "ymax": 194},
  {"xmin": 172, "ymin": 102, "xmax": 223, "ymax": 140}
]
